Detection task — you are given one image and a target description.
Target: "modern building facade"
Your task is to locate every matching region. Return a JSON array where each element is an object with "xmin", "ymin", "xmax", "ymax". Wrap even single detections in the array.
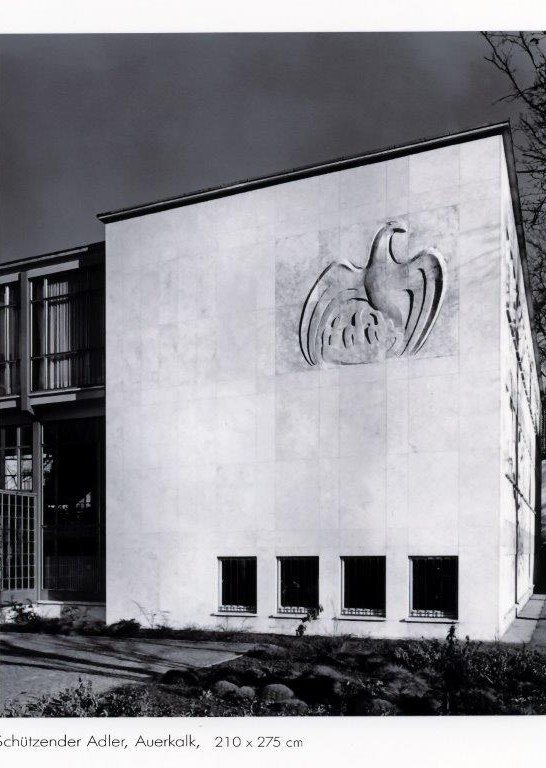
[
  {"xmin": 0, "ymin": 122, "xmax": 542, "ymax": 639},
  {"xmin": 0, "ymin": 244, "xmax": 105, "ymax": 611}
]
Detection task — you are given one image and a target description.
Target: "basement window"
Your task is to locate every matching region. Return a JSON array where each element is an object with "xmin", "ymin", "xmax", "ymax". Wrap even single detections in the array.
[
  {"xmin": 341, "ymin": 556, "xmax": 386, "ymax": 616},
  {"xmin": 410, "ymin": 556, "xmax": 458, "ymax": 619},
  {"xmin": 278, "ymin": 556, "xmax": 319, "ymax": 614},
  {"xmin": 218, "ymin": 557, "xmax": 257, "ymax": 613}
]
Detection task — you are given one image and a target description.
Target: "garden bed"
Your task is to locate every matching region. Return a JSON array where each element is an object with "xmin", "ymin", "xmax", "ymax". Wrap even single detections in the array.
[{"xmin": 3, "ymin": 621, "xmax": 546, "ymax": 716}]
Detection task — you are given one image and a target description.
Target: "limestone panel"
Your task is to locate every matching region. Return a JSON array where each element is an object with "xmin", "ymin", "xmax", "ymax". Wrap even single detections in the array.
[{"xmin": 104, "ymin": 132, "xmax": 529, "ymax": 640}]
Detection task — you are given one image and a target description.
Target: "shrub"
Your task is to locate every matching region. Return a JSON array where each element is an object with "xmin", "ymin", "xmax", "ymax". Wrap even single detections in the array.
[
  {"xmin": 295, "ymin": 605, "xmax": 324, "ymax": 637},
  {"xmin": 1, "ymin": 680, "xmax": 181, "ymax": 718},
  {"xmin": 3, "ymin": 616, "xmax": 546, "ymax": 716},
  {"xmin": 0, "ymin": 599, "xmax": 105, "ymax": 636},
  {"xmin": 3, "ymin": 599, "xmax": 41, "ymax": 627},
  {"xmin": 3, "ymin": 680, "xmax": 102, "ymax": 717},
  {"xmin": 104, "ymin": 619, "xmax": 142, "ymax": 637}
]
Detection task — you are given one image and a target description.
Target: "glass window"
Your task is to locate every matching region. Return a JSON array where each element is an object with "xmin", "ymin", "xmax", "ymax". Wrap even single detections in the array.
[
  {"xmin": 341, "ymin": 556, "xmax": 386, "ymax": 616},
  {"xmin": 0, "ymin": 425, "xmax": 33, "ymax": 491},
  {"xmin": 42, "ymin": 417, "xmax": 104, "ymax": 600},
  {"xmin": 219, "ymin": 557, "xmax": 257, "ymax": 613},
  {"xmin": 410, "ymin": 556, "xmax": 458, "ymax": 619},
  {"xmin": 278, "ymin": 556, "xmax": 319, "ymax": 613},
  {"xmin": 0, "ymin": 283, "xmax": 20, "ymax": 396},
  {"xmin": 31, "ymin": 267, "xmax": 104, "ymax": 391}
]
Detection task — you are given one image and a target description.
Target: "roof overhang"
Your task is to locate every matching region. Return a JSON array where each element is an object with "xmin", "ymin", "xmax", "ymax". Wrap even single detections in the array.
[
  {"xmin": 0, "ymin": 241, "xmax": 105, "ymax": 274},
  {"xmin": 97, "ymin": 121, "xmax": 512, "ymax": 224}
]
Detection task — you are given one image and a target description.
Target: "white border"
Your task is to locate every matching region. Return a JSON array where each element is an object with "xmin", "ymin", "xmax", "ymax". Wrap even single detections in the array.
[
  {"xmin": 0, "ymin": 0, "xmax": 545, "ymax": 33},
  {"xmin": 1, "ymin": 6, "xmax": 545, "ymax": 765}
]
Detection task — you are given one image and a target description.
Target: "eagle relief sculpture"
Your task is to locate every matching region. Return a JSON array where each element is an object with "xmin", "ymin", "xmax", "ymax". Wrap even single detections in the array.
[{"xmin": 299, "ymin": 220, "xmax": 447, "ymax": 366}]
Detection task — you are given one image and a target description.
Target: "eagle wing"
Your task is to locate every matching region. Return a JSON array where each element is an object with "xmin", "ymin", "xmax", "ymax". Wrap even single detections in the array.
[
  {"xmin": 299, "ymin": 225, "xmax": 447, "ymax": 366},
  {"xmin": 399, "ymin": 247, "xmax": 447, "ymax": 355},
  {"xmin": 299, "ymin": 260, "xmax": 366, "ymax": 365}
]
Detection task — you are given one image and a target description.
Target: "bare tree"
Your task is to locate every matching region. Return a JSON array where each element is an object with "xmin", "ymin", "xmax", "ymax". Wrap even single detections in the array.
[{"xmin": 482, "ymin": 32, "xmax": 546, "ymax": 378}]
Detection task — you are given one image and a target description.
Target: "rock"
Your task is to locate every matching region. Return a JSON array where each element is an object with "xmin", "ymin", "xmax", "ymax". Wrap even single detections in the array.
[
  {"xmin": 382, "ymin": 663, "xmax": 414, "ymax": 681},
  {"xmin": 380, "ymin": 666, "xmax": 440, "ymax": 715},
  {"xmin": 270, "ymin": 698, "xmax": 309, "ymax": 714},
  {"xmin": 236, "ymin": 686, "xmax": 256, "ymax": 700},
  {"xmin": 261, "ymin": 683, "xmax": 295, "ymax": 702},
  {"xmin": 382, "ymin": 668, "xmax": 431, "ymax": 699},
  {"xmin": 338, "ymin": 645, "xmax": 388, "ymax": 672},
  {"xmin": 159, "ymin": 669, "xmax": 199, "ymax": 687},
  {"xmin": 235, "ymin": 666, "xmax": 267, "ymax": 685},
  {"xmin": 311, "ymin": 664, "xmax": 348, "ymax": 681},
  {"xmin": 213, "ymin": 680, "xmax": 239, "ymax": 697},
  {"xmin": 248, "ymin": 644, "xmax": 289, "ymax": 660}
]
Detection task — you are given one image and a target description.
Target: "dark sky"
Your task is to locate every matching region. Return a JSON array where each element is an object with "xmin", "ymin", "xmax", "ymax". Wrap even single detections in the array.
[{"xmin": 0, "ymin": 32, "xmax": 528, "ymax": 264}]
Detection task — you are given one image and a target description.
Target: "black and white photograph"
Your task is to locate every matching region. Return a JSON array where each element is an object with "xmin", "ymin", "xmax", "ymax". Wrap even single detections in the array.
[{"xmin": 1, "ymin": 5, "xmax": 546, "ymax": 753}]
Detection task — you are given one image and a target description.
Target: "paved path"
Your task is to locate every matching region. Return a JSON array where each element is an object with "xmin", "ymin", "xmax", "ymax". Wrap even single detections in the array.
[
  {"xmin": 0, "ymin": 632, "xmax": 249, "ymax": 709},
  {"xmin": 528, "ymin": 594, "xmax": 546, "ymax": 647},
  {"xmin": 500, "ymin": 593, "xmax": 546, "ymax": 646}
]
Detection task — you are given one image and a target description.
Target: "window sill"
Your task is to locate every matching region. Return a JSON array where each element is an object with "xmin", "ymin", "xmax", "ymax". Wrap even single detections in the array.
[
  {"xmin": 0, "ymin": 396, "xmax": 20, "ymax": 408},
  {"xmin": 30, "ymin": 384, "xmax": 104, "ymax": 396},
  {"xmin": 401, "ymin": 617, "xmax": 458, "ymax": 624},
  {"xmin": 333, "ymin": 616, "xmax": 386, "ymax": 622},
  {"xmin": 30, "ymin": 385, "xmax": 104, "ymax": 403},
  {"xmin": 211, "ymin": 612, "xmax": 257, "ymax": 618},
  {"xmin": 268, "ymin": 613, "xmax": 310, "ymax": 620},
  {"xmin": 37, "ymin": 600, "xmax": 106, "ymax": 607}
]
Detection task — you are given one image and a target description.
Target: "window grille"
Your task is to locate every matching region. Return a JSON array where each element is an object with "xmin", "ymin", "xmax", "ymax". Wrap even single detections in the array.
[
  {"xmin": 278, "ymin": 556, "xmax": 319, "ymax": 613},
  {"xmin": 0, "ymin": 490, "xmax": 35, "ymax": 591},
  {"xmin": 218, "ymin": 557, "xmax": 257, "ymax": 613},
  {"xmin": 410, "ymin": 556, "xmax": 458, "ymax": 619},
  {"xmin": 44, "ymin": 555, "xmax": 102, "ymax": 593},
  {"xmin": 341, "ymin": 556, "xmax": 386, "ymax": 616},
  {"xmin": 0, "ymin": 283, "xmax": 20, "ymax": 397},
  {"xmin": 30, "ymin": 267, "xmax": 104, "ymax": 392}
]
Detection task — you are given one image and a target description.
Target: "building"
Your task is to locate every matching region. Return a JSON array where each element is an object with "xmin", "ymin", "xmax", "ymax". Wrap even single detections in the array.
[
  {"xmin": 0, "ymin": 243, "xmax": 105, "ymax": 611},
  {"xmin": 0, "ymin": 122, "xmax": 542, "ymax": 639}
]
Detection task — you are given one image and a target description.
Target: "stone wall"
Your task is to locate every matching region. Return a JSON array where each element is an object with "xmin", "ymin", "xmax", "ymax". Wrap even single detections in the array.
[
  {"xmin": 498, "ymin": 146, "xmax": 541, "ymax": 633},
  {"xmin": 105, "ymin": 134, "xmax": 532, "ymax": 639}
]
